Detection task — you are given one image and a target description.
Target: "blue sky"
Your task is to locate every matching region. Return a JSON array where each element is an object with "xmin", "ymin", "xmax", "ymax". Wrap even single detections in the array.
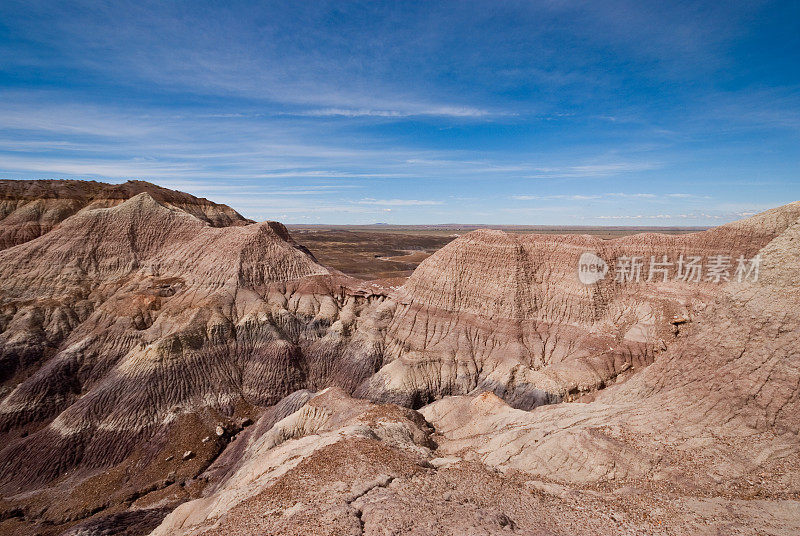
[{"xmin": 1, "ymin": 1, "xmax": 798, "ymax": 224}]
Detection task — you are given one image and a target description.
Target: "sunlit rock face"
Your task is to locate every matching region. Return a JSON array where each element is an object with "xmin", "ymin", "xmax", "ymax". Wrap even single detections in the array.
[
  {"xmin": 359, "ymin": 203, "xmax": 800, "ymax": 409},
  {"xmin": 0, "ymin": 179, "xmax": 251, "ymax": 250},
  {"xmin": 423, "ymin": 214, "xmax": 800, "ymax": 494}
]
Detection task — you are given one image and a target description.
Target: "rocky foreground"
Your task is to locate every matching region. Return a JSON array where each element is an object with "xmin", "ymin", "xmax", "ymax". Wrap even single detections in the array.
[{"xmin": 0, "ymin": 180, "xmax": 798, "ymax": 535}]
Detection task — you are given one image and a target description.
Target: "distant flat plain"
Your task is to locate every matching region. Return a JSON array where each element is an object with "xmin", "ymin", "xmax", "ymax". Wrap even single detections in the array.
[{"xmin": 287, "ymin": 224, "xmax": 708, "ymax": 280}]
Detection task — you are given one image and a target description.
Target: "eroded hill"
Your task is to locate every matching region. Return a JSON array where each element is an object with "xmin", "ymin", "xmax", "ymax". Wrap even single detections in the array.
[{"xmin": 0, "ymin": 179, "xmax": 250, "ymax": 250}]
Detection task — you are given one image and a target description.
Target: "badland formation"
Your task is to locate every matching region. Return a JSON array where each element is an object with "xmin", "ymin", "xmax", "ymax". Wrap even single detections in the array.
[{"xmin": 1, "ymin": 179, "xmax": 798, "ymax": 535}]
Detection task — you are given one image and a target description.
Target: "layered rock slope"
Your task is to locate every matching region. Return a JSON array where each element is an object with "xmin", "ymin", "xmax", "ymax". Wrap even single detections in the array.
[
  {"xmin": 0, "ymin": 179, "xmax": 250, "ymax": 250},
  {"xmin": 358, "ymin": 202, "xmax": 800, "ymax": 409},
  {"xmin": 0, "ymin": 179, "xmax": 798, "ymax": 535},
  {"xmin": 0, "ymin": 186, "xmax": 368, "ymax": 533},
  {"xmin": 416, "ymin": 215, "xmax": 800, "ymax": 533}
]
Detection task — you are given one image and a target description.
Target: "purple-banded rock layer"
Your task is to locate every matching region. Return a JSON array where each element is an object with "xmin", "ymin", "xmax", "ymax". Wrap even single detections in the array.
[
  {"xmin": 0, "ymin": 179, "xmax": 250, "ymax": 250},
  {"xmin": 0, "ymin": 191, "xmax": 388, "ymax": 532}
]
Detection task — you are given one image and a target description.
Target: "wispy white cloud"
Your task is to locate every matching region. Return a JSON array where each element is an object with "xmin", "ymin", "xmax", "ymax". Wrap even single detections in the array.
[
  {"xmin": 253, "ymin": 170, "xmax": 410, "ymax": 179},
  {"xmin": 511, "ymin": 192, "xmax": 685, "ymax": 201},
  {"xmin": 607, "ymin": 192, "xmax": 658, "ymax": 198},
  {"xmin": 511, "ymin": 194, "xmax": 601, "ymax": 201},
  {"xmin": 596, "ymin": 213, "xmax": 724, "ymax": 220},
  {"xmin": 665, "ymin": 193, "xmax": 711, "ymax": 199},
  {"xmin": 297, "ymin": 106, "xmax": 496, "ymax": 118},
  {"xmin": 356, "ymin": 198, "xmax": 444, "ymax": 206},
  {"xmin": 524, "ymin": 162, "xmax": 661, "ymax": 179},
  {"xmin": 0, "ymin": 155, "xmax": 199, "ymax": 178},
  {"xmin": 402, "ymin": 159, "xmax": 661, "ymax": 179},
  {"xmin": 154, "ymin": 181, "xmax": 360, "ymax": 196}
]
